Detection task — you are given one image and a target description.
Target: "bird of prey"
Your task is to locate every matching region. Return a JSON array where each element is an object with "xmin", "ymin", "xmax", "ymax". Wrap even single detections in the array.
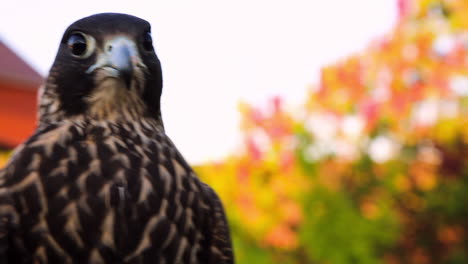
[{"xmin": 0, "ymin": 13, "xmax": 234, "ymax": 264}]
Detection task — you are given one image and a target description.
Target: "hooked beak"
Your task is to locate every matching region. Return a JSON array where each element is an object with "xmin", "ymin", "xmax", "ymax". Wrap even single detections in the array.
[{"xmin": 87, "ymin": 37, "xmax": 146, "ymax": 88}]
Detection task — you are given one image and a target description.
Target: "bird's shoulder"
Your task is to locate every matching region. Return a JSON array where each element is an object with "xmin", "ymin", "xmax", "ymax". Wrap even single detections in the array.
[{"xmin": 0, "ymin": 121, "xmax": 80, "ymax": 185}]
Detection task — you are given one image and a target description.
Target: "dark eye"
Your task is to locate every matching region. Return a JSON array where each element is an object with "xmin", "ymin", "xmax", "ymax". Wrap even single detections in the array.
[
  {"xmin": 67, "ymin": 32, "xmax": 94, "ymax": 58},
  {"xmin": 142, "ymin": 32, "xmax": 153, "ymax": 51}
]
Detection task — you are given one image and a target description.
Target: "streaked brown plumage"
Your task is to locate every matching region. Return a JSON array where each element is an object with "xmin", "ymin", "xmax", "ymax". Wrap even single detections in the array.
[{"xmin": 0, "ymin": 13, "xmax": 233, "ymax": 263}]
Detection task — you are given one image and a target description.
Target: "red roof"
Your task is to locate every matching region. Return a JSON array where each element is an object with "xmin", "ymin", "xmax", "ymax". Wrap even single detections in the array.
[
  {"xmin": 0, "ymin": 41, "xmax": 43, "ymax": 86},
  {"xmin": 0, "ymin": 40, "xmax": 43, "ymax": 148}
]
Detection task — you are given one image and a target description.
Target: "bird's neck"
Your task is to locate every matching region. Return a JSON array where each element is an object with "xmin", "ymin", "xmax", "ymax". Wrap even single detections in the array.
[
  {"xmin": 85, "ymin": 78, "xmax": 147, "ymax": 122},
  {"xmin": 37, "ymin": 114, "xmax": 165, "ymax": 137},
  {"xmin": 37, "ymin": 82, "xmax": 164, "ymax": 129}
]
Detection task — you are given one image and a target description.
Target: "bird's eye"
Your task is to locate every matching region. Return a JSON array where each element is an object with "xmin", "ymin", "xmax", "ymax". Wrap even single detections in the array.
[
  {"xmin": 142, "ymin": 32, "xmax": 153, "ymax": 52},
  {"xmin": 67, "ymin": 32, "xmax": 95, "ymax": 58}
]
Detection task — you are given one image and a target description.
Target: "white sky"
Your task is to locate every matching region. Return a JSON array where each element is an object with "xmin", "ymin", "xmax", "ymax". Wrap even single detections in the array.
[{"xmin": 0, "ymin": 0, "xmax": 397, "ymax": 164}]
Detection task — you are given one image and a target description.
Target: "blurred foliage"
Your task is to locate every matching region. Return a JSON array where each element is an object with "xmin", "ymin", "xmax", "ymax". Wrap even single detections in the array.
[
  {"xmin": 0, "ymin": 152, "xmax": 9, "ymax": 168},
  {"xmin": 1, "ymin": 0, "xmax": 467, "ymax": 263},
  {"xmin": 197, "ymin": 0, "xmax": 468, "ymax": 263}
]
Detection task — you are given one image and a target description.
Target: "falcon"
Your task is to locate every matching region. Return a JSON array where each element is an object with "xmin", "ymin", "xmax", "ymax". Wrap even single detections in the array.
[{"xmin": 0, "ymin": 13, "xmax": 234, "ymax": 264}]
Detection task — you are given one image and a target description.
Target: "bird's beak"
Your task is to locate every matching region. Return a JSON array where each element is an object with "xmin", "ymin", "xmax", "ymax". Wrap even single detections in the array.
[{"xmin": 87, "ymin": 36, "xmax": 145, "ymax": 87}]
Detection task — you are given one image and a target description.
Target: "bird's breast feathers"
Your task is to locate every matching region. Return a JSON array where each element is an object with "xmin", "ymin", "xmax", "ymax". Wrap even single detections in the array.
[{"xmin": 0, "ymin": 120, "xmax": 223, "ymax": 263}]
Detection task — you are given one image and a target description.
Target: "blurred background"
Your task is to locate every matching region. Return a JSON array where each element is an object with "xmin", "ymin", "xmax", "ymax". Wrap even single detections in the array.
[{"xmin": 1, "ymin": 0, "xmax": 467, "ymax": 263}]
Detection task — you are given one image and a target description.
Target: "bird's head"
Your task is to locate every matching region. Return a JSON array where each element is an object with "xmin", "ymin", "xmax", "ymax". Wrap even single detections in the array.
[{"xmin": 39, "ymin": 13, "xmax": 163, "ymax": 124}]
